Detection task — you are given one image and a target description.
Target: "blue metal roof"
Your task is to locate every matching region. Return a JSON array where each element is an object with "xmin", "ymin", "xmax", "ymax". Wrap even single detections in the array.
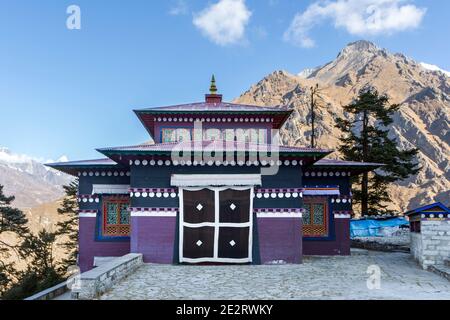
[{"xmin": 405, "ymin": 202, "xmax": 450, "ymax": 216}]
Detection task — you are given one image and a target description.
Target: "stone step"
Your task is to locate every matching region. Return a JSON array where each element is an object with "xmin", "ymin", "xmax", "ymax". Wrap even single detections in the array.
[{"xmin": 429, "ymin": 265, "xmax": 450, "ymax": 282}]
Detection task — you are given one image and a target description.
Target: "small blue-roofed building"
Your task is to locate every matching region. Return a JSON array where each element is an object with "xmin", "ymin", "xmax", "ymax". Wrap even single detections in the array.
[{"xmin": 406, "ymin": 202, "xmax": 450, "ymax": 269}]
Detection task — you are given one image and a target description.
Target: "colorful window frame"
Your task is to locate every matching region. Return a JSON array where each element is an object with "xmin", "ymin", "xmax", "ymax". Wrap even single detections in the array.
[
  {"xmin": 159, "ymin": 127, "xmax": 269, "ymax": 144},
  {"xmin": 302, "ymin": 197, "xmax": 329, "ymax": 237},
  {"xmin": 202, "ymin": 128, "xmax": 268, "ymax": 143},
  {"xmin": 102, "ymin": 196, "xmax": 131, "ymax": 237}
]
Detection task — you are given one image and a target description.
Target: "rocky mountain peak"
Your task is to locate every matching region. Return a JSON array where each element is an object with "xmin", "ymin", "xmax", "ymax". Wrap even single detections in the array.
[
  {"xmin": 0, "ymin": 147, "xmax": 73, "ymax": 208},
  {"xmin": 235, "ymin": 40, "xmax": 450, "ymax": 212},
  {"xmin": 339, "ymin": 40, "xmax": 380, "ymax": 56}
]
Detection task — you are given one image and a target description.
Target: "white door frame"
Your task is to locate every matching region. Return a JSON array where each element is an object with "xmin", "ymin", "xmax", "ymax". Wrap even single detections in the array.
[{"xmin": 179, "ymin": 186, "xmax": 254, "ymax": 264}]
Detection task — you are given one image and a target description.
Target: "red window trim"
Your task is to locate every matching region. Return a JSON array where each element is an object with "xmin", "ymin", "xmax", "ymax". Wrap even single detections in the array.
[
  {"xmin": 303, "ymin": 196, "xmax": 329, "ymax": 237},
  {"xmin": 102, "ymin": 196, "xmax": 130, "ymax": 237}
]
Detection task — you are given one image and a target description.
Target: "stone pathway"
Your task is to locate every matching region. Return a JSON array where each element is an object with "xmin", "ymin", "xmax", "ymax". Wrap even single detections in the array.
[{"xmin": 100, "ymin": 251, "xmax": 450, "ymax": 300}]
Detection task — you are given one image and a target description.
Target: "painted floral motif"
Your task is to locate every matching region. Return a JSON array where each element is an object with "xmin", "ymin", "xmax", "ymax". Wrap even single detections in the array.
[
  {"xmin": 120, "ymin": 204, "xmax": 130, "ymax": 224},
  {"xmin": 302, "ymin": 206, "xmax": 311, "ymax": 225},
  {"xmin": 162, "ymin": 128, "xmax": 191, "ymax": 143},
  {"xmin": 313, "ymin": 204, "xmax": 325, "ymax": 225},
  {"xmin": 107, "ymin": 203, "xmax": 118, "ymax": 224}
]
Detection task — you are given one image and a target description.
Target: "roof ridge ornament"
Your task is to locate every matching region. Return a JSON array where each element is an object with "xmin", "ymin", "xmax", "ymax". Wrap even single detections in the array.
[
  {"xmin": 205, "ymin": 74, "xmax": 222, "ymax": 103},
  {"xmin": 210, "ymin": 74, "xmax": 218, "ymax": 94}
]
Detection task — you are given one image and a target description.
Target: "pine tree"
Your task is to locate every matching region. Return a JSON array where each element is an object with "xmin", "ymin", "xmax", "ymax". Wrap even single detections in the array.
[
  {"xmin": 20, "ymin": 230, "xmax": 60, "ymax": 275},
  {"xmin": 0, "ymin": 185, "xmax": 28, "ymax": 295},
  {"xmin": 55, "ymin": 180, "xmax": 79, "ymax": 274},
  {"xmin": 0, "ymin": 185, "xmax": 28, "ymax": 234},
  {"xmin": 335, "ymin": 88, "xmax": 421, "ymax": 215},
  {"xmin": 308, "ymin": 83, "xmax": 323, "ymax": 148},
  {"xmin": 3, "ymin": 229, "xmax": 63, "ymax": 300}
]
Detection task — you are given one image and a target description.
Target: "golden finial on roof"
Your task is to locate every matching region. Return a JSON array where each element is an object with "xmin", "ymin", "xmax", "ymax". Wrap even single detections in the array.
[{"xmin": 209, "ymin": 74, "xmax": 218, "ymax": 94}]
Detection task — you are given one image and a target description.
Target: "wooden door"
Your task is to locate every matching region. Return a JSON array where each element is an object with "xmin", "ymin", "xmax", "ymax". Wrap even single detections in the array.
[{"xmin": 179, "ymin": 187, "xmax": 253, "ymax": 263}]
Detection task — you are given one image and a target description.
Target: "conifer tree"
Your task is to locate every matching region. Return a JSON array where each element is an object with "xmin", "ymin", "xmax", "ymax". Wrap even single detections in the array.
[
  {"xmin": 55, "ymin": 180, "xmax": 79, "ymax": 273},
  {"xmin": 0, "ymin": 185, "xmax": 28, "ymax": 295},
  {"xmin": 336, "ymin": 88, "xmax": 421, "ymax": 215},
  {"xmin": 3, "ymin": 229, "xmax": 63, "ymax": 299},
  {"xmin": 0, "ymin": 185, "xmax": 28, "ymax": 234}
]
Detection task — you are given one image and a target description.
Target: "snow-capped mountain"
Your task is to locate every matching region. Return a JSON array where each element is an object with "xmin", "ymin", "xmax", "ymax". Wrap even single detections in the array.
[
  {"xmin": 298, "ymin": 67, "xmax": 319, "ymax": 79},
  {"xmin": 420, "ymin": 62, "xmax": 450, "ymax": 77},
  {"xmin": 0, "ymin": 147, "xmax": 73, "ymax": 208}
]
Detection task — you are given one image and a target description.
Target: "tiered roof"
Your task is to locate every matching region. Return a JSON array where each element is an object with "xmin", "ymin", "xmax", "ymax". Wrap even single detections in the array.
[
  {"xmin": 46, "ymin": 78, "xmax": 383, "ymax": 176},
  {"xmin": 48, "ymin": 156, "xmax": 383, "ymax": 177}
]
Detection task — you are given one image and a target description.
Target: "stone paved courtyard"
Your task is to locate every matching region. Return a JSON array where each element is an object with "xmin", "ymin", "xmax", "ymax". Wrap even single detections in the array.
[{"xmin": 100, "ymin": 251, "xmax": 450, "ymax": 300}]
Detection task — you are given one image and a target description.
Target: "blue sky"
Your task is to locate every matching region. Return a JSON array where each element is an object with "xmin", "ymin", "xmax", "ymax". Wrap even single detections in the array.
[{"xmin": 1, "ymin": 0, "xmax": 448, "ymax": 161}]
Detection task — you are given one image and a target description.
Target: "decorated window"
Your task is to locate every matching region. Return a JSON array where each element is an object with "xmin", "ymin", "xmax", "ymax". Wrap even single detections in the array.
[
  {"xmin": 102, "ymin": 197, "xmax": 130, "ymax": 237},
  {"xmin": 161, "ymin": 128, "xmax": 191, "ymax": 143},
  {"xmin": 302, "ymin": 197, "xmax": 328, "ymax": 237}
]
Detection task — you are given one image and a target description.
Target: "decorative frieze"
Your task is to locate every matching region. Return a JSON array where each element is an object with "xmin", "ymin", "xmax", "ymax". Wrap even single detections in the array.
[
  {"xmin": 78, "ymin": 210, "xmax": 97, "ymax": 218},
  {"xmin": 130, "ymin": 207, "xmax": 179, "ymax": 217},
  {"xmin": 130, "ymin": 188, "xmax": 178, "ymax": 198},
  {"xmin": 254, "ymin": 188, "xmax": 303, "ymax": 199},
  {"xmin": 333, "ymin": 211, "xmax": 352, "ymax": 219},
  {"xmin": 92, "ymin": 184, "xmax": 130, "ymax": 195},
  {"xmin": 331, "ymin": 195, "xmax": 352, "ymax": 204},
  {"xmin": 155, "ymin": 116, "xmax": 274, "ymax": 123},
  {"xmin": 303, "ymin": 171, "xmax": 352, "ymax": 178},
  {"xmin": 130, "ymin": 159, "xmax": 302, "ymax": 167},
  {"xmin": 303, "ymin": 186, "xmax": 340, "ymax": 196},
  {"xmin": 420, "ymin": 213, "xmax": 450, "ymax": 220},
  {"xmin": 254, "ymin": 208, "xmax": 304, "ymax": 218},
  {"xmin": 78, "ymin": 171, "xmax": 130, "ymax": 177},
  {"xmin": 78, "ymin": 195, "xmax": 100, "ymax": 203}
]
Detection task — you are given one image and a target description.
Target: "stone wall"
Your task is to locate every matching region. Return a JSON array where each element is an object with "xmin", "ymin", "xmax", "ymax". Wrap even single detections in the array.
[
  {"xmin": 410, "ymin": 232, "xmax": 423, "ymax": 265},
  {"xmin": 25, "ymin": 281, "xmax": 68, "ymax": 300},
  {"xmin": 412, "ymin": 220, "xmax": 450, "ymax": 269},
  {"xmin": 71, "ymin": 253, "xmax": 143, "ymax": 300}
]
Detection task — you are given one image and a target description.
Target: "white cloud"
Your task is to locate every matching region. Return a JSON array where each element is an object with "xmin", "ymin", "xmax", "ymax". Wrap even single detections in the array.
[
  {"xmin": 284, "ymin": 0, "xmax": 427, "ymax": 48},
  {"xmin": 169, "ymin": 0, "xmax": 188, "ymax": 16},
  {"xmin": 193, "ymin": 0, "xmax": 252, "ymax": 46},
  {"xmin": 0, "ymin": 147, "xmax": 68, "ymax": 165},
  {"xmin": 0, "ymin": 148, "xmax": 38, "ymax": 164}
]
